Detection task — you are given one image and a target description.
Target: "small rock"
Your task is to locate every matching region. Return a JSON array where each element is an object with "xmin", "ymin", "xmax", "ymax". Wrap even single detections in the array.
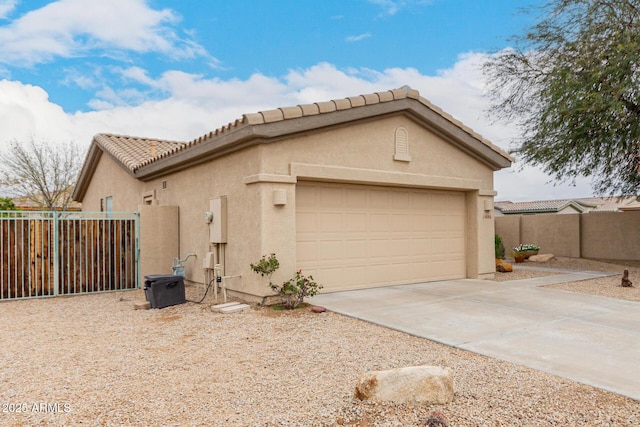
[
  {"xmin": 426, "ymin": 411, "xmax": 449, "ymax": 427},
  {"xmin": 134, "ymin": 301, "xmax": 151, "ymax": 310},
  {"xmin": 496, "ymin": 262, "xmax": 513, "ymax": 273},
  {"xmin": 529, "ymin": 253, "xmax": 555, "ymax": 263},
  {"xmin": 311, "ymin": 306, "xmax": 326, "ymax": 313}
]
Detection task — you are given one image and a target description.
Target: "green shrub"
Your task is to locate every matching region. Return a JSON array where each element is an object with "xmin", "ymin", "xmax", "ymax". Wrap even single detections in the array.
[
  {"xmin": 249, "ymin": 253, "xmax": 279, "ymax": 284},
  {"xmin": 495, "ymin": 234, "xmax": 505, "ymax": 259},
  {"xmin": 250, "ymin": 254, "xmax": 323, "ymax": 310},
  {"xmin": 0, "ymin": 197, "xmax": 16, "ymax": 211}
]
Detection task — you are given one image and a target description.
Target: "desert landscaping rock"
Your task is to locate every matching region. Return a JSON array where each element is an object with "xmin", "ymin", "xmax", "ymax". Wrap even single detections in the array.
[
  {"xmin": 496, "ymin": 261, "xmax": 513, "ymax": 272},
  {"xmin": 529, "ymin": 253, "xmax": 556, "ymax": 262},
  {"xmin": 133, "ymin": 301, "xmax": 151, "ymax": 310},
  {"xmin": 354, "ymin": 366, "xmax": 454, "ymax": 405},
  {"xmin": 1, "ymin": 258, "xmax": 639, "ymax": 426},
  {"xmin": 311, "ymin": 305, "xmax": 327, "ymax": 313}
]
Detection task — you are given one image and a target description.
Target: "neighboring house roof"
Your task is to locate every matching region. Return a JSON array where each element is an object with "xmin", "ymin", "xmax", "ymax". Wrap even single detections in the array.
[
  {"xmin": 495, "ymin": 199, "xmax": 585, "ymax": 214},
  {"xmin": 73, "ymin": 86, "xmax": 513, "ymax": 202},
  {"xmin": 12, "ymin": 194, "xmax": 81, "ymax": 211},
  {"xmin": 495, "ymin": 196, "xmax": 639, "ymax": 214},
  {"xmin": 574, "ymin": 196, "xmax": 638, "ymax": 212},
  {"xmin": 618, "ymin": 200, "xmax": 640, "ymax": 211}
]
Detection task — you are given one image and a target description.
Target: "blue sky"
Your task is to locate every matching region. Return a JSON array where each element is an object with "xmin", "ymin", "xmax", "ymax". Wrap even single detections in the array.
[{"xmin": 0, "ymin": 0, "xmax": 596, "ymax": 201}]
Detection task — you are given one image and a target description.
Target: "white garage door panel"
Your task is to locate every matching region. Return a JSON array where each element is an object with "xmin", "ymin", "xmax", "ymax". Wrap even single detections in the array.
[{"xmin": 296, "ymin": 182, "xmax": 466, "ymax": 292}]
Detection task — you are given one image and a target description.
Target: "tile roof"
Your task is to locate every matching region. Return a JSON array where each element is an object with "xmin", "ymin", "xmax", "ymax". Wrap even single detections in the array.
[
  {"xmin": 13, "ymin": 193, "xmax": 81, "ymax": 211},
  {"xmin": 94, "ymin": 134, "xmax": 186, "ymax": 172},
  {"xmin": 495, "ymin": 196, "xmax": 639, "ymax": 214},
  {"xmin": 574, "ymin": 196, "xmax": 637, "ymax": 212},
  {"xmin": 93, "ymin": 86, "xmax": 512, "ymax": 174},
  {"xmin": 495, "ymin": 200, "xmax": 582, "ymax": 213}
]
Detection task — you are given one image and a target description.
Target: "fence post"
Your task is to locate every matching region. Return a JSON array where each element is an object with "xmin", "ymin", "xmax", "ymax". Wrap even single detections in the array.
[
  {"xmin": 53, "ymin": 211, "xmax": 59, "ymax": 297},
  {"xmin": 135, "ymin": 212, "xmax": 141, "ymax": 289}
]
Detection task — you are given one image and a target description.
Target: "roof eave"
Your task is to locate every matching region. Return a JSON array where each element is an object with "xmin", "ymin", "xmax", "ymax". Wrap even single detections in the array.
[
  {"xmin": 402, "ymin": 100, "xmax": 512, "ymax": 170},
  {"xmin": 134, "ymin": 97, "xmax": 512, "ymax": 180},
  {"xmin": 133, "ymin": 125, "xmax": 257, "ymax": 180},
  {"xmin": 72, "ymin": 138, "xmax": 103, "ymax": 202}
]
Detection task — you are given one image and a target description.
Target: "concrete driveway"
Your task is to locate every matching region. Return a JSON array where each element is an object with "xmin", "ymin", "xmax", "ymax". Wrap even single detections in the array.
[{"xmin": 310, "ymin": 268, "xmax": 640, "ymax": 401}]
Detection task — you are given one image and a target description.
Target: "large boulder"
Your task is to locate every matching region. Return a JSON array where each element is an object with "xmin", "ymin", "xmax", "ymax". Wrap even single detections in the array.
[
  {"xmin": 354, "ymin": 365, "xmax": 454, "ymax": 405},
  {"xmin": 529, "ymin": 254, "xmax": 555, "ymax": 263}
]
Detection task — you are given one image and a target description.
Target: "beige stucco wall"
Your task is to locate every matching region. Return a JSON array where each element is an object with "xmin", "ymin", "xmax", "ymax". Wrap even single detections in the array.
[
  {"xmin": 81, "ymin": 114, "xmax": 502, "ymax": 299},
  {"xmin": 472, "ymin": 193, "xmax": 497, "ymax": 279},
  {"xmin": 265, "ymin": 117, "xmax": 495, "ymax": 189},
  {"xmin": 139, "ymin": 205, "xmax": 180, "ymax": 278},
  {"xmin": 496, "ymin": 212, "xmax": 640, "ymax": 260},
  {"xmin": 81, "ymin": 153, "xmax": 144, "ymax": 212}
]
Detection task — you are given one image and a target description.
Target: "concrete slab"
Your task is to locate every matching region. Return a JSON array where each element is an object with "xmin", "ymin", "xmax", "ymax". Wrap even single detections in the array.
[
  {"xmin": 219, "ymin": 303, "xmax": 250, "ymax": 313},
  {"xmin": 310, "ymin": 271, "xmax": 640, "ymax": 402},
  {"xmin": 211, "ymin": 302, "xmax": 240, "ymax": 312}
]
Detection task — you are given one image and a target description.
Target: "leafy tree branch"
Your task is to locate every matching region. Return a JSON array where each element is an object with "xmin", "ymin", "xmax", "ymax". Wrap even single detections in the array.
[{"xmin": 484, "ymin": 0, "xmax": 640, "ymax": 195}]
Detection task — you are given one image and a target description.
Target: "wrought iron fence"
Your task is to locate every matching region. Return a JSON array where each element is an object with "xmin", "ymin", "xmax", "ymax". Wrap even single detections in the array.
[{"xmin": 0, "ymin": 211, "xmax": 139, "ymax": 300}]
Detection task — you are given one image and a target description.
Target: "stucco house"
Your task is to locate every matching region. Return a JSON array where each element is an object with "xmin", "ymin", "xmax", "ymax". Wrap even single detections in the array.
[{"xmin": 72, "ymin": 86, "xmax": 513, "ymax": 302}]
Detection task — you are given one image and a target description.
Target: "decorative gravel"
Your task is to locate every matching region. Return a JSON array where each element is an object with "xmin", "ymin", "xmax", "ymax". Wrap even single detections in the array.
[
  {"xmin": 498, "ymin": 256, "xmax": 640, "ymax": 302},
  {"xmin": 1, "ymin": 258, "xmax": 639, "ymax": 426}
]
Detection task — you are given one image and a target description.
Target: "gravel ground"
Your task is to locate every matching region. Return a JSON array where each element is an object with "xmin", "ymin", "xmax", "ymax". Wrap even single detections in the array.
[
  {"xmin": 1, "ymin": 259, "xmax": 639, "ymax": 426},
  {"xmin": 496, "ymin": 256, "xmax": 640, "ymax": 302}
]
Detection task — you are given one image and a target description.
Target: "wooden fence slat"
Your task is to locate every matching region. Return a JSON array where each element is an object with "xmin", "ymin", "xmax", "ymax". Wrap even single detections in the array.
[{"xmin": 1, "ymin": 214, "xmax": 138, "ymax": 300}]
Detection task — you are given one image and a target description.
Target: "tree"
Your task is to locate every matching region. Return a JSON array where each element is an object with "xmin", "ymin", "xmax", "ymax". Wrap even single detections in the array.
[
  {"xmin": 0, "ymin": 138, "xmax": 83, "ymax": 211},
  {"xmin": 0, "ymin": 197, "xmax": 16, "ymax": 211},
  {"xmin": 483, "ymin": 0, "xmax": 640, "ymax": 195}
]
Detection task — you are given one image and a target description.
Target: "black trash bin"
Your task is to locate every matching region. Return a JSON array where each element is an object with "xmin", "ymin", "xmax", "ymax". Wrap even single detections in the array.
[{"xmin": 144, "ymin": 275, "xmax": 186, "ymax": 309}]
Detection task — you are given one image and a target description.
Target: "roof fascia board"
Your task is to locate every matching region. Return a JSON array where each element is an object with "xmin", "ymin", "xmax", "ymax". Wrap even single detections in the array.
[
  {"xmin": 72, "ymin": 142, "xmax": 103, "ymax": 202},
  {"xmin": 249, "ymin": 98, "xmax": 511, "ymax": 170},
  {"xmin": 135, "ymin": 125, "xmax": 257, "ymax": 181},
  {"xmin": 401, "ymin": 101, "xmax": 512, "ymax": 170},
  {"xmin": 136, "ymin": 98, "xmax": 511, "ymax": 180}
]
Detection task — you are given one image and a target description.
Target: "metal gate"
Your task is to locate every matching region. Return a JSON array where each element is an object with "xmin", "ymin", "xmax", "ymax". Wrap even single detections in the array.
[{"xmin": 0, "ymin": 211, "xmax": 139, "ymax": 300}]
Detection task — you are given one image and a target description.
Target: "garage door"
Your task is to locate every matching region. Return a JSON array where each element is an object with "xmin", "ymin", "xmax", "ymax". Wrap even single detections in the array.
[{"xmin": 296, "ymin": 182, "xmax": 466, "ymax": 292}]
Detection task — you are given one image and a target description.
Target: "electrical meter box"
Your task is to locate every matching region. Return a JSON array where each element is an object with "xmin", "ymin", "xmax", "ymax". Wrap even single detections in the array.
[{"xmin": 209, "ymin": 196, "xmax": 227, "ymax": 243}]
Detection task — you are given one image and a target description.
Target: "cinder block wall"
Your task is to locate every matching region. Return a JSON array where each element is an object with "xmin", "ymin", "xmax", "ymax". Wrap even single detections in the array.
[
  {"xmin": 495, "ymin": 211, "xmax": 640, "ymax": 260},
  {"xmin": 520, "ymin": 214, "xmax": 581, "ymax": 258},
  {"xmin": 495, "ymin": 215, "xmax": 520, "ymax": 257},
  {"xmin": 581, "ymin": 211, "xmax": 640, "ymax": 260}
]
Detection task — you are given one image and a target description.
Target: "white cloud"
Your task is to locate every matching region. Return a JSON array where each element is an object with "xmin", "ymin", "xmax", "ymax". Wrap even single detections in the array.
[
  {"xmin": 368, "ymin": 0, "xmax": 401, "ymax": 16},
  {"xmin": 0, "ymin": 0, "xmax": 16, "ymax": 19},
  {"xmin": 367, "ymin": 0, "xmax": 433, "ymax": 16},
  {"xmin": 0, "ymin": 0, "xmax": 212, "ymax": 66},
  {"xmin": 0, "ymin": 79, "xmax": 80, "ymax": 143},
  {"xmin": 0, "ymin": 55, "xmax": 597, "ymax": 201},
  {"xmin": 346, "ymin": 33, "xmax": 372, "ymax": 42}
]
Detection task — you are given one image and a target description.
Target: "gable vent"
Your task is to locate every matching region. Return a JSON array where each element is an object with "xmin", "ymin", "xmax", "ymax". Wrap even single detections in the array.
[{"xmin": 394, "ymin": 127, "xmax": 411, "ymax": 162}]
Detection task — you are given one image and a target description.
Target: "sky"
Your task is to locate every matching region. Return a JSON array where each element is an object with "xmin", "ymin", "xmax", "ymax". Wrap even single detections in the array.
[{"xmin": 0, "ymin": 0, "xmax": 598, "ymax": 202}]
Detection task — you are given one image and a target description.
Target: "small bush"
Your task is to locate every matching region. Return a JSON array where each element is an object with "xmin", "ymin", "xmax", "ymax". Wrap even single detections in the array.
[
  {"xmin": 251, "ymin": 254, "xmax": 323, "ymax": 310},
  {"xmin": 249, "ymin": 253, "xmax": 279, "ymax": 284},
  {"xmin": 278, "ymin": 270, "xmax": 322, "ymax": 309},
  {"xmin": 495, "ymin": 234, "xmax": 505, "ymax": 259}
]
